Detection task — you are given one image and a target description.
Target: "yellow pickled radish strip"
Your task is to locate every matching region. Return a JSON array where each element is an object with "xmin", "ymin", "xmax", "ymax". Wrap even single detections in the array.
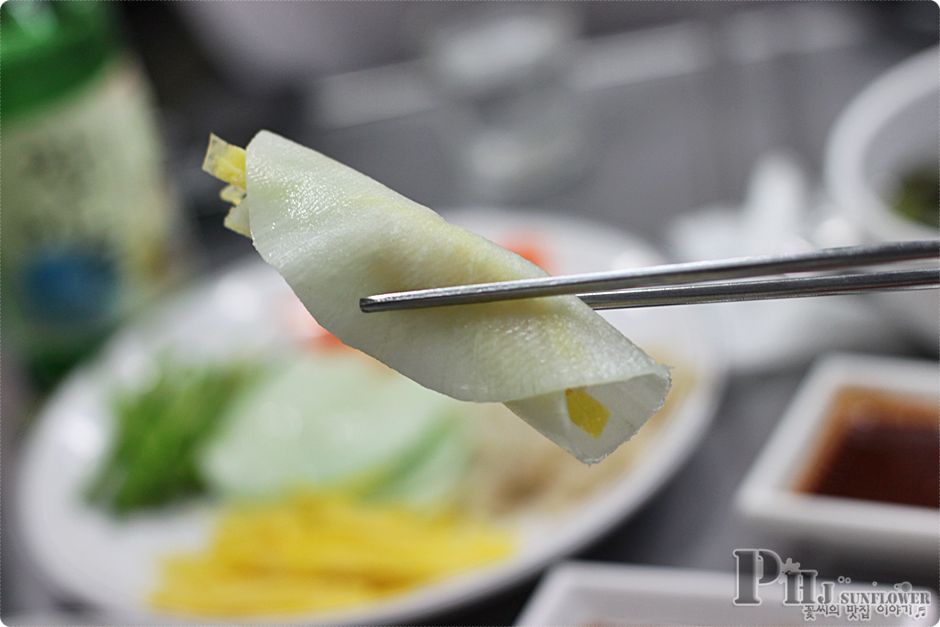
[
  {"xmin": 223, "ymin": 204, "xmax": 251, "ymax": 237},
  {"xmin": 150, "ymin": 493, "xmax": 514, "ymax": 616},
  {"xmin": 202, "ymin": 134, "xmax": 246, "ymax": 189},
  {"xmin": 565, "ymin": 388, "xmax": 610, "ymax": 438},
  {"xmin": 219, "ymin": 184, "xmax": 246, "ymax": 205}
]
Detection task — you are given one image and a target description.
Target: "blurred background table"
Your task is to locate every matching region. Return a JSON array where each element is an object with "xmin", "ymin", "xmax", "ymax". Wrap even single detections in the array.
[{"xmin": 2, "ymin": 1, "xmax": 937, "ymax": 623}]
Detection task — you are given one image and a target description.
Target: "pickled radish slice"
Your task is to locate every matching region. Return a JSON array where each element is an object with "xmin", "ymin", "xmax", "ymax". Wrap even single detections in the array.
[{"xmin": 204, "ymin": 131, "xmax": 670, "ymax": 463}]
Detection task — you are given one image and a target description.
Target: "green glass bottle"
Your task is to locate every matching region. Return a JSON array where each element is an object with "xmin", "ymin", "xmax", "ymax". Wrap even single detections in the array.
[{"xmin": 1, "ymin": 1, "xmax": 185, "ymax": 386}]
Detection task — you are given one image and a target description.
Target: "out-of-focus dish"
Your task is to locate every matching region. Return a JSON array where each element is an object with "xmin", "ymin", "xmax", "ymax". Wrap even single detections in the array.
[
  {"xmin": 794, "ymin": 386, "xmax": 938, "ymax": 509},
  {"xmin": 17, "ymin": 211, "xmax": 723, "ymax": 623},
  {"xmin": 736, "ymin": 353, "xmax": 939, "ymax": 560},
  {"xmin": 517, "ymin": 562, "xmax": 938, "ymax": 625},
  {"xmin": 825, "ymin": 46, "xmax": 939, "ymax": 345},
  {"xmin": 825, "ymin": 46, "xmax": 938, "ymax": 243}
]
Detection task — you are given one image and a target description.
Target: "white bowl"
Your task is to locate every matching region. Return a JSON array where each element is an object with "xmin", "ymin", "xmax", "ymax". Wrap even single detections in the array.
[
  {"xmin": 735, "ymin": 353, "xmax": 939, "ymax": 560},
  {"xmin": 824, "ymin": 47, "xmax": 939, "ymax": 345},
  {"xmin": 517, "ymin": 562, "xmax": 937, "ymax": 625}
]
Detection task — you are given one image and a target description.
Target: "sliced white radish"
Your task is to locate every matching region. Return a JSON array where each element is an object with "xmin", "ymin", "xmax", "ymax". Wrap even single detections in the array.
[{"xmin": 204, "ymin": 131, "xmax": 670, "ymax": 463}]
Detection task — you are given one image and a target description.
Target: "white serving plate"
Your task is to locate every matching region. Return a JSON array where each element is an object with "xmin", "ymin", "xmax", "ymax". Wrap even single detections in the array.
[
  {"xmin": 735, "ymin": 352, "xmax": 939, "ymax": 559},
  {"xmin": 517, "ymin": 561, "xmax": 938, "ymax": 625},
  {"xmin": 16, "ymin": 209, "xmax": 724, "ymax": 624}
]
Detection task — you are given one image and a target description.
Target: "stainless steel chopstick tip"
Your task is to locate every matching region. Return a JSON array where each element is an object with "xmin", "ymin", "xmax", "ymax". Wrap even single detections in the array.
[{"xmin": 359, "ymin": 240, "xmax": 940, "ymax": 313}]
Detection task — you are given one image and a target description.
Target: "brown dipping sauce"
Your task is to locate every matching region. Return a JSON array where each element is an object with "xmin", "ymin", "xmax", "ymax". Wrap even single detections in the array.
[{"xmin": 796, "ymin": 386, "xmax": 939, "ymax": 509}]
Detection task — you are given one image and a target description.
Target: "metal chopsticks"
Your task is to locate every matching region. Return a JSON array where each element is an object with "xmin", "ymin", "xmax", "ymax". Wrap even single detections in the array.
[{"xmin": 359, "ymin": 240, "xmax": 940, "ymax": 313}]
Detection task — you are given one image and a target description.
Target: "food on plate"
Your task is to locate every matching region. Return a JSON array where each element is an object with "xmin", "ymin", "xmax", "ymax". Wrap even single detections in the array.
[
  {"xmin": 461, "ymin": 364, "xmax": 691, "ymax": 516},
  {"xmin": 143, "ymin": 350, "xmax": 689, "ymax": 616},
  {"xmin": 892, "ymin": 165, "xmax": 940, "ymax": 229},
  {"xmin": 499, "ymin": 232, "xmax": 553, "ymax": 271},
  {"xmin": 200, "ymin": 345, "xmax": 692, "ymax": 517},
  {"xmin": 85, "ymin": 362, "xmax": 257, "ymax": 514},
  {"xmin": 151, "ymin": 492, "xmax": 513, "ymax": 616},
  {"xmin": 200, "ymin": 351, "xmax": 469, "ymax": 508},
  {"xmin": 203, "ymin": 132, "xmax": 670, "ymax": 463},
  {"xmin": 795, "ymin": 386, "xmax": 939, "ymax": 508},
  {"xmin": 81, "ymin": 344, "xmax": 687, "ymax": 520}
]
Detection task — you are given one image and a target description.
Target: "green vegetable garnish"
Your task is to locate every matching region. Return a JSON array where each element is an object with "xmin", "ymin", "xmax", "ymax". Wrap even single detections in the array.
[
  {"xmin": 85, "ymin": 362, "xmax": 257, "ymax": 515},
  {"xmin": 199, "ymin": 352, "xmax": 469, "ymax": 509},
  {"xmin": 892, "ymin": 165, "xmax": 940, "ymax": 229}
]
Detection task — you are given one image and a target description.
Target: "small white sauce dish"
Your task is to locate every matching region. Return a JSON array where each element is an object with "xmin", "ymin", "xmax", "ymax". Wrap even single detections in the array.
[
  {"xmin": 517, "ymin": 561, "xmax": 937, "ymax": 625},
  {"xmin": 735, "ymin": 353, "xmax": 939, "ymax": 560}
]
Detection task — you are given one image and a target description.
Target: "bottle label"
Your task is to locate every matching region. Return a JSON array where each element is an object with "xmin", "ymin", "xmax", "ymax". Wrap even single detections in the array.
[{"xmin": 2, "ymin": 58, "xmax": 180, "ymax": 362}]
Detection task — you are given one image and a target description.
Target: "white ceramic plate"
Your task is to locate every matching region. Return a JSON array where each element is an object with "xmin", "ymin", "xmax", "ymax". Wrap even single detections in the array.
[
  {"xmin": 735, "ymin": 352, "xmax": 939, "ymax": 560},
  {"xmin": 16, "ymin": 209, "xmax": 725, "ymax": 624}
]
